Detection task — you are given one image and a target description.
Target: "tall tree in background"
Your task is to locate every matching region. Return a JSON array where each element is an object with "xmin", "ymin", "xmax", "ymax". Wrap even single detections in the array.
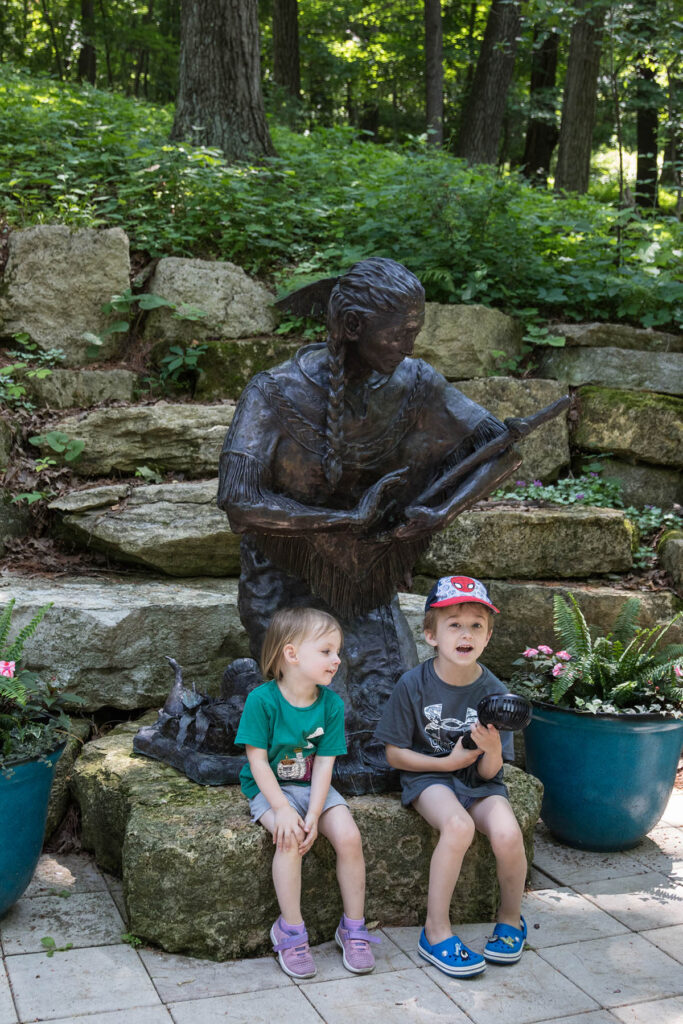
[
  {"xmin": 78, "ymin": 0, "xmax": 96, "ymax": 84},
  {"xmin": 272, "ymin": 0, "xmax": 300, "ymax": 100},
  {"xmin": 554, "ymin": 0, "xmax": 607, "ymax": 194},
  {"xmin": 455, "ymin": 0, "xmax": 521, "ymax": 164},
  {"xmin": 632, "ymin": 0, "xmax": 659, "ymax": 209},
  {"xmin": 520, "ymin": 29, "xmax": 559, "ymax": 186},
  {"xmin": 171, "ymin": 0, "xmax": 274, "ymax": 161},
  {"xmin": 424, "ymin": 0, "xmax": 443, "ymax": 145}
]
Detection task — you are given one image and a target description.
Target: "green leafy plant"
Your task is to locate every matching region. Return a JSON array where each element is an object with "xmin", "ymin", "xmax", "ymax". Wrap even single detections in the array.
[
  {"xmin": 28, "ymin": 431, "xmax": 85, "ymax": 464},
  {"xmin": 0, "ymin": 335, "xmax": 65, "ymax": 410},
  {"xmin": 158, "ymin": 342, "xmax": 208, "ymax": 390},
  {"xmin": 0, "ymin": 600, "xmax": 84, "ymax": 772},
  {"xmin": 135, "ymin": 465, "xmax": 164, "ymax": 484},
  {"xmin": 509, "ymin": 594, "xmax": 683, "ymax": 717},
  {"xmin": 41, "ymin": 936, "xmax": 73, "ymax": 957},
  {"xmin": 10, "ymin": 490, "xmax": 52, "ymax": 506},
  {"xmin": 121, "ymin": 932, "xmax": 143, "ymax": 948}
]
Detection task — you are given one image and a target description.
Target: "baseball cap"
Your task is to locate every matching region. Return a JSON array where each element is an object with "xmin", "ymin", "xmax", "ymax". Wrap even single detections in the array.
[{"xmin": 424, "ymin": 575, "xmax": 499, "ymax": 614}]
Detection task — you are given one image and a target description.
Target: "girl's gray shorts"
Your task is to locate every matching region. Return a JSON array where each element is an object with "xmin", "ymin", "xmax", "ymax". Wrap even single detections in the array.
[{"xmin": 248, "ymin": 783, "xmax": 348, "ymax": 823}]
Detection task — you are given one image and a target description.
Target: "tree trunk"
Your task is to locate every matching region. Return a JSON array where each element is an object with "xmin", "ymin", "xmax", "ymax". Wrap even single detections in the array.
[
  {"xmin": 554, "ymin": 0, "xmax": 607, "ymax": 194},
  {"xmin": 272, "ymin": 0, "xmax": 300, "ymax": 100},
  {"xmin": 171, "ymin": 0, "xmax": 275, "ymax": 162},
  {"xmin": 520, "ymin": 29, "xmax": 559, "ymax": 186},
  {"xmin": 455, "ymin": 0, "xmax": 522, "ymax": 165},
  {"xmin": 635, "ymin": 64, "xmax": 659, "ymax": 208},
  {"xmin": 660, "ymin": 72, "xmax": 682, "ymax": 191},
  {"xmin": 78, "ymin": 0, "xmax": 96, "ymax": 84},
  {"xmin": 424, "ymin": 0, "xmax": 443, "ymax": 146}
]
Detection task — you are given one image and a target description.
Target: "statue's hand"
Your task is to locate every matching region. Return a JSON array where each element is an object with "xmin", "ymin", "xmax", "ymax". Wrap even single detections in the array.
[
  {"xmin": 353, "ymin": 468, "xmax": 409, "ymax": 532},
  {"xmin": 393, "ymin": 503, "xmax": 441, "ymax": 540},
  {"xmin": 504, "ymin": 416, "xmax": 532, "ymax": 441}
]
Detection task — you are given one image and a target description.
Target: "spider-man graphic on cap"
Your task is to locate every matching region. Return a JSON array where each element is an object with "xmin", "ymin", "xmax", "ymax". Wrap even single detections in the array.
[
  {"xmin": 425, "ymin": 575, "xmax": 500, "ymax": 614},
  {"xmin": 450, "ymin": 577, "xmax": 477, "ymax": 593}
]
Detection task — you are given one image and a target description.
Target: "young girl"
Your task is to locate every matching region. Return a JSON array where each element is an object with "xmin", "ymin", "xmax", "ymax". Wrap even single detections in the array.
[{"xmin": 234, "ymin": 606, "xmax": 379, "ymax": 980}]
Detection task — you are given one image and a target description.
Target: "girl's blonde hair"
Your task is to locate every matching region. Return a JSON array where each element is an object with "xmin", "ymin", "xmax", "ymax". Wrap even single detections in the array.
[{"xmin": 260, "ymin": 607, "xmax": 342, "ymax": 681}]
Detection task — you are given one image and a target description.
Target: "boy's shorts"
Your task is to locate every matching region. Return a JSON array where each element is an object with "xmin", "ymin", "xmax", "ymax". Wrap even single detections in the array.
[
  {"xmin": 248, "ymin": 783, "xmax": 348, "ymax": 823},
  {"xmin": 401, "ymin": 772, "xmax": 499, "ymax": 810}
]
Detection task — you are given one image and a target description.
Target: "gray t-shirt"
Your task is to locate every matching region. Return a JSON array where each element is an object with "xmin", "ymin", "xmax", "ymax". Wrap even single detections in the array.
[{"xmin": 374, "ymin": 659, "xmax": 513, "ymax": 805}]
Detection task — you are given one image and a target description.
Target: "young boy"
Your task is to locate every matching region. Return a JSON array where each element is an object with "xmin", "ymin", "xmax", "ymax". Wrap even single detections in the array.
[{"xmin": 374, "ymin": 575, "xmax": 527, "ymax": 978}]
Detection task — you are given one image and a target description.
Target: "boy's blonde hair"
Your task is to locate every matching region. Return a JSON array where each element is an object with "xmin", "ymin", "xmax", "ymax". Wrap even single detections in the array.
[
  {"xmin": 423, "ymin": 601, "xmax": 494, "ymax": 638},
  {"xmin": 261, "ymin": 607, "xmax": 342, "ymax": 681}
]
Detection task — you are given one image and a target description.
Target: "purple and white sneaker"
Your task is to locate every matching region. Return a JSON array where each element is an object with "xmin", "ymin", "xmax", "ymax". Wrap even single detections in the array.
[
  {"xmin": 335, "ymin": 916, "xmax": 380, "ymax": 974},
  {"xmin": 270, "ymin": 916, "xmax": 317, "ymax": 979}
]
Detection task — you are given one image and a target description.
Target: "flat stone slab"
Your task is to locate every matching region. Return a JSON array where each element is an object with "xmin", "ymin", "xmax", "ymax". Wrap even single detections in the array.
[
  {"xmin": 538, "ymin": 346, "xmax": 683, "ymax": 396},
  {"xmin": 417, "ymin": 504, "xmax": 633, "ymax": 579},
  {"xmin": 598, "ymin": 459, "xmax": 683, "ymax": 508},
  {"xmin": 0, "ymin": 575, "xmax": 248, "ymax": 711},
  {"xmin": 455, "ymin": 377, "xmax": 570, "ymax": 482},
  {"xmin": 70, "ymin": 719, "xmax": 543, "ymax": 960},
  {"xmin": 574, "ymin": 387, "xmax": 683, "ymax": 467},
  {"xmin": 44, "ymin": 401, "xmax": 234, "ymax": 476},
  {"xmin": 50, "ymin": 486, "xmax": 630, "ymax": 580},
  {"xmin": 415, "ymin": 303, "xmax": 523, "ymax": 380},
  {"xmin": 0, "ymin": 226, "xmax": 130, "ymax": 365},
  {"xmin": 552, "ymin": 322, "xmax": 683, "ymax": 353},
  {"xmin": 22, "ymin": 367, "xmax": 138, "ymax": 408},
  {"xmin": 143, "ymin": 257, "xmax": 277, "ymax": 346},
  {"xmin": 50, "ymin": 479, "xmax": 240, "ymax": 576},
  {"xmin": 194, "ymin": 336, "xmax": 302, "ymax": 401}
]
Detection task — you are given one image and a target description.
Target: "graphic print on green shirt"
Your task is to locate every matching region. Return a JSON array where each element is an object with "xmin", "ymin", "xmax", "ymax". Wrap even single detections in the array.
[{"xmin": 234, "ymin": 679, "xmax": 347, "ymax": 798}]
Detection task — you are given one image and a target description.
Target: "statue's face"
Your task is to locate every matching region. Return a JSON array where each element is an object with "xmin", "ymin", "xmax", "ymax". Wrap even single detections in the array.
[{"xmin": 353, "ymin": 304, "xmax": 425, "ymax": 376}]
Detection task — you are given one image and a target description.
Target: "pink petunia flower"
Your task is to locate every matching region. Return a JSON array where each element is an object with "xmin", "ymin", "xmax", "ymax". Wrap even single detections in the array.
[
  {"xmin": 523, "ymin": 648, "xmax": 539, "ymax": 658},
  {"xmin": 555, "ymin": 650, "xmax": 572, "ymax": 661},
  {"xmin": 537, "ymin": 645, "xmax": 553, "ymax": 655},
  {"xmin": 551, "ymin": 663, "xmax": 564, "ymax": 677},
  {"xmin": 675, "ymin": 665, "xmax": 682, "ymax": 679},
  {"xmin": 0, "ymin": 660, "xmax": 15, "ymax": 678}
]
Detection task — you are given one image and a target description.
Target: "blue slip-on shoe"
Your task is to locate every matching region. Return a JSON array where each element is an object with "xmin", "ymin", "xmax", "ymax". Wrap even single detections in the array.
[
  {"xmin": 417, "ymin": 929, "xmax": 486, "ymax": 978},
  {"xmin": 483, "ymin": 915, "xmax": 527, "ymax": 964}
]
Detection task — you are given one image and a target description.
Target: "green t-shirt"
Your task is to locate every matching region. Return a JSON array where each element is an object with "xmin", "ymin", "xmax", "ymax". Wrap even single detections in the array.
[{"xmin": 235, "ymin": 679, "xmax": 347, "ymax": 798}]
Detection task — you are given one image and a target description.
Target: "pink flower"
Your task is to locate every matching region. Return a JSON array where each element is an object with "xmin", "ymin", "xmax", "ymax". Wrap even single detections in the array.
[
  {"xmin": 555, "ymin": 650, "xmax": 571, "ymax": 661},
  {"xmin": 0, "ymin": 661, "xmax": 15, "ymax": 678},
  {"xmin": 523, "ymin": 648, "xmax": 539, "ymax": 658},
  {"xmin": 675, "ymin": 665, "xmax": 682, "ymax": 679},
  {"xmin": 537, "ymin": 645, "xmax": 553, "ymax": 655},
  {"xmin": 551, "ymin": 663, "xmax": 564, "ymax": 677}
]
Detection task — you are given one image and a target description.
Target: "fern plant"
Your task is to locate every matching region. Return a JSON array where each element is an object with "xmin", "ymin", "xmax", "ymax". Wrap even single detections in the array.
[
  {"xmin": 0, "ymin": 599, "xmax": 83, "ymax": 772},
  {"xmin": 509, "ymin": 594, "xmax": 683, "ymax": 717}
]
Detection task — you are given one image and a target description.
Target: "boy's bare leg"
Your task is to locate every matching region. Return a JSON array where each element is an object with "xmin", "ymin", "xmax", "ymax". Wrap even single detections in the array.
[
  {"xmin": 412, "ymin": 785, "xmax": 476, "ymax": 945},
  {"xmin": 469, "ymin": 795, "xmax": 526, "ymax": 928},
  {"xmin": 318, "ymin": 805, "xmax": 366, "ymax": 919},
  {"xmin": 259, "ymin": 809, "xmax": 304, "ymax": 925}
]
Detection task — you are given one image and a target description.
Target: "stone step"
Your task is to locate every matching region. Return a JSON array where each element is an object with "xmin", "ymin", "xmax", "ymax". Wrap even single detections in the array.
[
  {"xmin": 552, "ymin": 322, "xmax": 683, "ymax": 353},
  {"xmin": 3, "ymin": 574, "xmax": 680, "ymax": 713},
  {"xmin": 22, "ymin": 367, "xmax": 138, "ymax": 409},
  {"xmin": 574, "ymin": 387, "xmax": 683, "ymax": 468},
  {"xmin": 538, "ymin": 347, "xmax": 683, "ymax": 396},
  {"xmin": 50, "ymin": 484, "xmax": 633, "ymax": 579},
  {"xmin": 40, "ymin": 401, "xmax": 235, "ymax": 477},
  {"xmin": 70, "ymin": 718, "xmax": 542, "ymax": 960}
]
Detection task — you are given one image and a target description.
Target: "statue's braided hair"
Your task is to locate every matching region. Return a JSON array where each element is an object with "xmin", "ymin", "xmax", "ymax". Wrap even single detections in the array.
[{"xmin": 323, "ymin": 258, "xmax": 425, "ymax": 486}]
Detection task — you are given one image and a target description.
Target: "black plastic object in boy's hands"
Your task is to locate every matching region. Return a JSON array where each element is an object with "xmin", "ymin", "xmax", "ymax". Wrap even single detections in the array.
[{"xmin": 461, "ymin": 694, "xmax": 533, "ymax": 750}]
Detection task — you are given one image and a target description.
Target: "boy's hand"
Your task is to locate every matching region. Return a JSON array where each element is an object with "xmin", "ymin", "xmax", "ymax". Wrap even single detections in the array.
[
  {"xmin": 444, "ymin": 736, "xmax": 481, "ymax": 771},
  {"xmin": 273, "ymin": 804, "xmax": 305, "ymax": 851},
  {"xmin": 469, "ymin": 722, "xmax": 502, "ymax": 755},
  {"xmin": 298, "ymin": 812, "xmax": 319, "ymax": 855}
]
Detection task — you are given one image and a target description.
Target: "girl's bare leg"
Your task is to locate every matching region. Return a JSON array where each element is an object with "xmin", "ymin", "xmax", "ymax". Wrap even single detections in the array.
[
  {"xmin": 259, "ymin": 809, "xmax": 304, "ymax": 925},
  {"xmin": 318, "ymin": 805, "xmax": 366, "ymax": 919},
  {"xmin": 412, "ymin": 786, "xmax": 476, "ymax": 946}
]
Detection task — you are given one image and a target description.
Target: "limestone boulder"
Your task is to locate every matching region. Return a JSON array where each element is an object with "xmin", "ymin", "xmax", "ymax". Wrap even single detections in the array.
[
  {"xmin": 658, "ymin": 531, "xmax": 683, "ymax": 593},
  {"xmin": 44, "ymin": 401, "xmax": 234, "ymax": 477},
  {"xmin": 194, "ymin": 336, "xmax": 302, "ymax": 401},
  {"xmin": 0, "ymin": 226, "xmax": 130, "ymax": 365},
  {"xmin": 574, "ymin": 387, "xmax": 683, "ymax": 468},
  {"xmin": 71, "ymin": 719, "xmax": 542, "ymax": 959},
  {"xmin": 404, "ymin": 583, "xmax": 683, "ymax": 680},
  {"xmin": 552, "ymin": 322, "xmax": 683, "ymax": 353},
  {"xmin": 45, "ymin": 718, "xmax": 92, "ymax": 840},
  {"xmin": 0, "ymin": 575, "xmax": 248, "ymax": 711},
  {"xmin": 50, "ymin": 479, "xmax": 240, "ymax": 576},
  {"xmin": 456, "ymin": 377, "xmax": 570, "ymax": 482},
  {"xmin": 597, "ymin": 459, "xmax": 683, "ymax": 509},
  {"xmin": 415, "ymin": 304, "xmax": 523, "ymax": 380},
  {"xmin": 538, "ymin": 346, "xmax": 683, "ymax": 396},
  {"xmin": 143, "ymin": 258, "xmax": 277, "ymax": 347},
  {"xmin": 417, "ymin": 504, "xmax": 633, "ymax": 580},
  {"xmin": 22, "ymin": 368, "xmax": 138, "ymax": 409}
]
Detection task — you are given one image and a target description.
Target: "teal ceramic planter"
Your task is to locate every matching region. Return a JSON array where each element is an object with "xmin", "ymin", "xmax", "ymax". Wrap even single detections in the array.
[
  {"xmin": 524, "ymin": 704, "xmax": 683, "ymax": 851},
  {"xmin": 0, "ymin": 746, "xmax": 63, "ymax": 917}
]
